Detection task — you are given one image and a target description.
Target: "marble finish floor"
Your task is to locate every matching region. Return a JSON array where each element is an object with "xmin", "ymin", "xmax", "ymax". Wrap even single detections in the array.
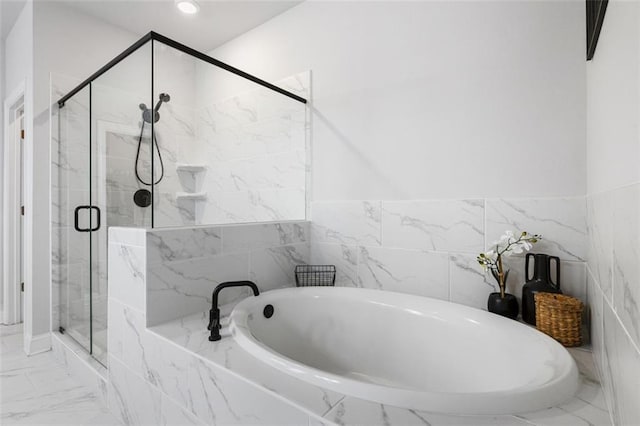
[{"xmin": 0, "ymin": 324, "xmax": 120, "ymax": 425}]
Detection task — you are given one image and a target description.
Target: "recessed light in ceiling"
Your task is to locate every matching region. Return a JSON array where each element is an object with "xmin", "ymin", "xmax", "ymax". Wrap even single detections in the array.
[{"xmin": 175, "ymin": 0, "xmax": 200, "ymax": 15}]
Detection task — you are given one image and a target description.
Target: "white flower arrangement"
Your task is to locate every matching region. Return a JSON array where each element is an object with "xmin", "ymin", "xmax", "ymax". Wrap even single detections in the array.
[{"xmin": 477, "ymin": 231, "xmax": 541, "ymax": 298}]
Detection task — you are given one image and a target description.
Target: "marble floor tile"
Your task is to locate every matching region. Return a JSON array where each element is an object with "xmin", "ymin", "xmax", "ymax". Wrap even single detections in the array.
[{"xmin": 0, "ymin": 324, "xmax": 121, "ymax": 426}]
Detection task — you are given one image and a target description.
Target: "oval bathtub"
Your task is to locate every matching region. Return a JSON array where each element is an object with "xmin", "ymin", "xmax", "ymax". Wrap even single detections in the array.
[{"xmin": 229, "ymin": 287, "xmax": 579, "ymax": 415}]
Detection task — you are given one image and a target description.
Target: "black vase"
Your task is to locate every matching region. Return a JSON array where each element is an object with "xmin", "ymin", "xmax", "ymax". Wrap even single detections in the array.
[
  {"xmin": 487, "ymin": 293, "xmax": 519, "ymax": 320},
  {"xmin": 522, "ymin": 253, "xmax": 561, "ymax": 325}
]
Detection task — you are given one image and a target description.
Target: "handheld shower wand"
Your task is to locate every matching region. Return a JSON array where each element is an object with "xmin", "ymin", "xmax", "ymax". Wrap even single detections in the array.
[{"xmin": 134, "ymin": 93, "xmax": 170, "ymax": 200}]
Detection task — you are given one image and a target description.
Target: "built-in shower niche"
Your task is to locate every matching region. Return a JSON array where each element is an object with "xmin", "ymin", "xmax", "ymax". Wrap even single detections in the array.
[{"xmin": 175, "ymin": 163, "xmax": 207, "ymax": 224}]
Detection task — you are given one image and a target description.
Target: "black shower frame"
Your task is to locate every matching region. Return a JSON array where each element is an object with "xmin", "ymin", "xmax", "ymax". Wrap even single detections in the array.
[{"xmin": 57, "ymin": 31, "xmax": 308, "ymax": 107}]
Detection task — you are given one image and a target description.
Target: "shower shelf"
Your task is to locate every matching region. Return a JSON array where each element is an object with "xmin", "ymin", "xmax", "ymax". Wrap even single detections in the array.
[
  {"xmin": 176, "ymin": 164, "xmax": 207, "ymax": 173},
  {"xmin": 175, "ymin": 192, "xmax": 207, "ymax": 201}
]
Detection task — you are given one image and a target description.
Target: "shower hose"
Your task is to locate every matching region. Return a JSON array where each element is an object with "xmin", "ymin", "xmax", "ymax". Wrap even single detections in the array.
[{"xmin": 134, "ymin": 120, "xmax": 165, "ymax": 186}]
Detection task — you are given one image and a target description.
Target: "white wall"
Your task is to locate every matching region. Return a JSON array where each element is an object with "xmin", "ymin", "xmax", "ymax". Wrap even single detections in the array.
[
  {"xmin": 29, "ymin": 1, "xmax": 138, "ymax": 340},
  {"xmin": 585, "ymin": 1, "xmax": 640, "ymax": 424},
  {"xmin": 211, "ymin": 1, "xmax": 586, "ymax": 201},
  {"xmin": 0, "ymin": 3, "xmax": 5, "ymax": 315},
  {"xmin": 3, "ymin": 1, "xmax": 33, "ymax": 344},
  {"xmin": 207, "ymin": 0, "xmax": 591, "ymax": 349}
]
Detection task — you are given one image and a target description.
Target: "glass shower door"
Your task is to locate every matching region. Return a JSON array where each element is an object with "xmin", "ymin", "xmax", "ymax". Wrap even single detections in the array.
[{"xmin": 57, "ymin": 85, "xmax": 93, "ymax": 354}]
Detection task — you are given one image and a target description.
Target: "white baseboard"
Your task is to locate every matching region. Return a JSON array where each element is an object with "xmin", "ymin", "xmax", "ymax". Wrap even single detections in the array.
[{"xmin": 24, "ymin": 331, "xmax": 51, "ymax": 355}]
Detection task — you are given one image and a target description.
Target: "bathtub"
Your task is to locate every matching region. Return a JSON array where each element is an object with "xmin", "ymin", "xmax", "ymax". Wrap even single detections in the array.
[{"xmin": 229, "ymin": 287, "xmax": 579, "ymax": 415}]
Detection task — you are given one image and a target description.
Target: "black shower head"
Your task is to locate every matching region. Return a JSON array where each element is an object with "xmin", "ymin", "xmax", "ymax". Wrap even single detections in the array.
[
  {"xmin": 141, "ymin": 93, "xmax": 171, "ymax": 123},
  {"xmin": 154, "ymin": 93, "xmax": 170, "ymax": 112}
]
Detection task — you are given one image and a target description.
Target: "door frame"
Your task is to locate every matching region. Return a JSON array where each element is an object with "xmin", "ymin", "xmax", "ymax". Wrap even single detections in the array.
[{"xmin": 2, "ymin": 81, "xmax": 27, "ymax": 326}]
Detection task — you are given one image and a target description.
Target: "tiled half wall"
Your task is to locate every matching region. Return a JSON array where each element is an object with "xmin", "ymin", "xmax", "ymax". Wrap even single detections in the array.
[{"xmin": 310, "ymin": 197, "xmax": 588, "ymax": 312}]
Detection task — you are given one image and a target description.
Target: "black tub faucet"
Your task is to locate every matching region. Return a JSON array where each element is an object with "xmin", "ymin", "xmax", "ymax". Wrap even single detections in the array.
[{"xmin": 208, "ymin": 281, "xmax": 260, "ymax": 341}]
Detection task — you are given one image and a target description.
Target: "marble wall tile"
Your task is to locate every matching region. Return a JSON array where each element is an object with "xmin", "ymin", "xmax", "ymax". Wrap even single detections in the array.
[
  {"xmin": 310, "ymin": 243, "xmax": 358, "ymax": 287},
  {"xmin": 108, "ymin": 356, "xmax": 163, "ymax": 426},
  {"xmin": 486, "ymin": 197, "xmax": 587, "ymax": 262},
  {"xmin": 357, "ymin": 246, "xmax": 449, "ymax": 300},
  {"xmin": 157, "ymin": 103, "xmax": 196, "ymax": 139},
  {"xmin": 311, "ymin": 201, "xmax": 382, "ymax": 246},
  {"xmin": 587, "ymin": 191, "xmax": 613, "ymax": 300},
  {"xmin": 109, "ymin": 226, "xmax": 146, "ymax": 248},
  {"xmin": 147, "ymin": 227, "xmax": 222, "ymax": 264},
  {"xmin": 146, "ymin": 252, "xmax": 249, "ymax": 326},
  {"xmin": 153, "ymin": 192, "xmax": 197, "ymax": 227},
  {"xmin": 251, "ymin": 150, "xmax": 306, "ymax": 190},
  {"xmin": 179, "ymin": 70, "xmax": 308, "ymax": 228},
  {"xmin": 309, "ymin": 414, "xmax": 339, "ymax": 426},
  {"xmin": 322, "ymin": 397, "xmax": 530, "ymax": 426},
  {"xmin": 222, "ymin": 221, "xmax": 308, "ymax": 253},
  {"xmin": 193, "ymin": 338, "xmax": 344, "ymax": 418},
  {"xmin": 449, "ymin": 253, "xmax": 497, "ymax": 310},
  {"xmin": 107, "ymin": 299, "xmax": 125, "ymax": 361},
  {"xmin": 382, "ymin": 199, "xmax": 484, "ymax": 253},
  {"xmin": 612, "ymin": 184, "xmax": 640, "ymax": 349},
  {"xmin": 498, "ymin": 256, "xmax": 587, "ymax": 307},
  {"xmin": 108, "ymin": 242, "xmax": 146, "ymax": 311},
  {"xmin": 603, "ymin": 305, "xmax": 640, "ymax": 425},
  {"xmin": 160, "ymin": 393, "xmax": 205, "ymax": 426},
  {"xmin": 186, "ymin": 356, "xmax": 309, "ymax": 425},
  {"xmin": 587, "ymin": 272, "xmax": 605, "ymax": 381},
  {"xmin": 50, "ymin": 333, "xmax": 108, "ymax": 407},
  {"xmin": 121, "ymin": 309, "xmax": 193, "ymax": 410},
  {"xmin": 250, "ymin": 243, "xmax": 310, "ymax": 291},
  {"xmin": 142, "ymin": 223, "xmax": 311, "ymax": 326},
  {"xmin": 221, "ymin": 188, "xmax": 306, "ymax": 223}
]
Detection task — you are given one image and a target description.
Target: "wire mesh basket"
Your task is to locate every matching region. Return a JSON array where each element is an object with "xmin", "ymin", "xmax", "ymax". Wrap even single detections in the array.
[{"xmin": 295, "ymin": 265, "xmax": 336, "ymax": 287}]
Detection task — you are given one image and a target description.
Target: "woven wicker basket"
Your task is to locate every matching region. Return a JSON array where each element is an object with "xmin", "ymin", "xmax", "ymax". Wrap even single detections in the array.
[{"xmin": 534, "ymin": 292, "xmax": 583, "ymax": 347}]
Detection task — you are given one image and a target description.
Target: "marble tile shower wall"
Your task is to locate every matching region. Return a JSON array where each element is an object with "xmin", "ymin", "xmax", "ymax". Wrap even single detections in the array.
[
  {"xmin": 189, "ymin": 71, "xmax": 310, "ymax": 225},
  {"xmin": 52, "ymin": 68, "xmax": 309, "ymax": 336},
  {"xmin": 51, "ymin": 77, "xmax": 192, "ymax": 333},
  {"xmin": 143, "ymin": 221, "xmax": 310, "ymax": 325},
  {"xmin": 309, "ymin": 197, "xmax": 588, "ymax": 311},
  {"xmin": 586, "ymin": 183, "xmax": 640, "ymax": 424}
]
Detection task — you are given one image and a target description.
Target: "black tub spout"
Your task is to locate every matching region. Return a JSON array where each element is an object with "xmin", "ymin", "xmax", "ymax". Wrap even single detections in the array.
[{"xmin": 208, "ymin": 281, "xmax": 259, "ymax": 341}]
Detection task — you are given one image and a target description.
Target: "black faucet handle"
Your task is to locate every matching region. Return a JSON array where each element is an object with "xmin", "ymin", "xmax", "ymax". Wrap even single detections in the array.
[{"xmin": 207, "ymin": 308, "xmax": 220, "ymax": 331}]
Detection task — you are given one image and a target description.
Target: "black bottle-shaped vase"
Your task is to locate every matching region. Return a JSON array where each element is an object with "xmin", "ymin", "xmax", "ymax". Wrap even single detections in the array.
[{"xmin": 522, "ymin": 253, "xmax": 561, "ymax": 325}]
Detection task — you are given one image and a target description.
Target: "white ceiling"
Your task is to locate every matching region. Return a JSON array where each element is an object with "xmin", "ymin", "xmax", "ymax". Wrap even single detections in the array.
[{"xmin": 57, "ymin": 0, "xmax": 302, "ymax": 52}]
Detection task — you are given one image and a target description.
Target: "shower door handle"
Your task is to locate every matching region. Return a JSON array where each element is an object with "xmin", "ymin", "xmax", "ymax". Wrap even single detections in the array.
[{"xmin": 74, "ymin": 205, "xmax": 101, "ymax": 232}]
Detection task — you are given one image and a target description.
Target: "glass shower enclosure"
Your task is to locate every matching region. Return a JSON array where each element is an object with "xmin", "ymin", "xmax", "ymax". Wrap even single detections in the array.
[{"xmin": 52, "ymin": 32, "xmax": 308, "ymax": 365}]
